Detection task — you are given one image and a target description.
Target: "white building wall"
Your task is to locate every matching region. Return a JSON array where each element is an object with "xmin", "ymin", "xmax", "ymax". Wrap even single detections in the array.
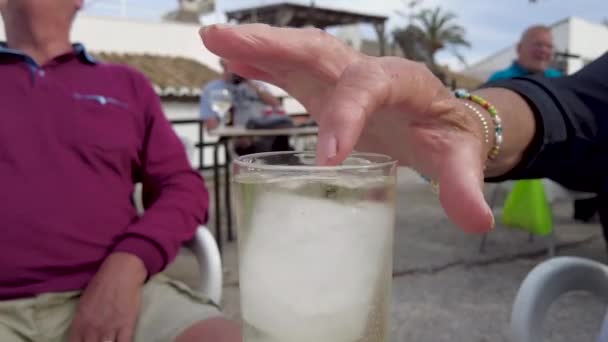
[
  {"xmin": 567, "ymin": 17, "xmax": 608, "ymax": 73},
  {"xmin": 1, "ymin": 15, "xmax": 221, "ymax": 71},
  {"xmin": 550, "ymin": 18, "xmax": 571, "ymax": 59},
  {"xmin": 463, "ymin": 46, "xmax": 516, "ymax": 82},
  {"xmin": 73, "ymin": 15, "xmax": 223, "ymax": 71}
]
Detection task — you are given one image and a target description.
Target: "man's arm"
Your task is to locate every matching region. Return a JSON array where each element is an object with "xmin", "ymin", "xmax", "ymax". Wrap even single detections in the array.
[
  {"xmin": 69, "ymin": 70, "xmax": 209, "ymax": 342},
  {"xmin": 112, "ymin": 74, "xmax": 209, "ymax": 277},
  {"xmin": 248, "ymin": 80, "xmax": 281, "ymax": 107}
]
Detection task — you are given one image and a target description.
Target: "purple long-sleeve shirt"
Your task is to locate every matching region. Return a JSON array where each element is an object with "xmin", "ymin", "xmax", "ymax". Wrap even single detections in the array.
[{"xmin": 0, "ymin": 44, "xmax": 209, "ymax": 299}]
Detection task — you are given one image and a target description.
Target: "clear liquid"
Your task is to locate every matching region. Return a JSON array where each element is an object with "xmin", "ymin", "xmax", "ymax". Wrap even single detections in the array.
[
  {"xmin": 211, "ymin": 100, "xmax": 231, "ymax": 117},
  {"xmin": 234, "ymin": 174, "xmax": 395, "ymax": 342}
]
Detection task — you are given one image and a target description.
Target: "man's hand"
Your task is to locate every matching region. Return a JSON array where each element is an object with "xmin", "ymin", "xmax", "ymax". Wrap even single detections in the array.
[
  {"xmin": 205, "ymin": 117, "xmax": 220, "ymax": 130},
  {"xmin": 69, "ymin": 252, "xmax": 147, "ymax": 342}
]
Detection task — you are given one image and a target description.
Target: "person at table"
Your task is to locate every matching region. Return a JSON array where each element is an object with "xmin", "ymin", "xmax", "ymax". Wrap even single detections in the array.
[
  {"xmin": 200, "ymin": 24, "xmax": 608, "ymax": 247},
  {"xmin": 200, "ymin": 59, "xmax": 291, "ymax": 155},
  {"xmin": 0, "ymin": 1, "xmax": 241, "ymax": 341}
]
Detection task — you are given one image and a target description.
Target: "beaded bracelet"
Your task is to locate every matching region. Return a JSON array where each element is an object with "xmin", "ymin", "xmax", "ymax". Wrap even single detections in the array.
[
  {"xmin": 454, "ymin": 89, "xmax": 503, "ymax": 160},
  {"xmin": 418, "ymin": 89, "xmax": 503, "ymax": 193},
  {"xmin": 462, "ymin": 102, "xmax": 490, "ymax": 145},
  {"xmin": 420, "ymin": 175, "xmax": 440, "ymax": 194}
]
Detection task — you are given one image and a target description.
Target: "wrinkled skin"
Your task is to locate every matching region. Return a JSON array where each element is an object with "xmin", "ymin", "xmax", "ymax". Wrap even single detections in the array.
[{"xmin": 200, "ymin": 24, "xmax": 494, "ymax": 233}]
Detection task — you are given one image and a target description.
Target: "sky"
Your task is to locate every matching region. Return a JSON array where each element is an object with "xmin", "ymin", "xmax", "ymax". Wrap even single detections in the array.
[{"xmin": 84, "ymin": 0, "xmax": 608, "ymax": 70}]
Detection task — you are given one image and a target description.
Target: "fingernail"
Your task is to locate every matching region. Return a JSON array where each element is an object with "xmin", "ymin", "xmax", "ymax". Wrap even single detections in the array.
[
  {"xmin": 489, "ymin": 212, "xmax": 496, "ymax": 231},
  {"xmin": 199, "ymin": 25, "xmax": 212, "ymax": 35},
  {"xmin": 200, "ymin": 24, "xmax": 228, "ymax": 35},
  {"xmin": 318, "ymin": 134, "xmax": 337, "ymax": 164}
]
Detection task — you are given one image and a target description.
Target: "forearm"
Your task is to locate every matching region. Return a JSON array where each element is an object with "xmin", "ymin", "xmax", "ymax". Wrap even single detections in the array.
[
  {"xmin": 258, "ymin": 91, "xmax": 280, "ymax": 106},
  {"xmin": 466, "ymin": 88, "xmax": 537, "ymax": 178},
  {"xmin": 100, "ymin": 252, "xmax": 147, "ymax": 284},
  {"xmin": 248, "ymin": 81, "xmax": 280, "ymax": 106},
  {"xmin": 116, "ymin": 170, "xmax": 208, "ymax": 275}
]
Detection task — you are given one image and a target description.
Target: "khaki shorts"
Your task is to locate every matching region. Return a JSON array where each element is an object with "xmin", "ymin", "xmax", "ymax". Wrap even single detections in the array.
[{"xmin": 0, "ymin": 275, "xmax": 222, "ymax": 342}]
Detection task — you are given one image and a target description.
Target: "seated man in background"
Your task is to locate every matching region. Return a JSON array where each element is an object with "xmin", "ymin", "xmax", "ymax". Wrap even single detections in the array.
[
  {"xmin": 488, "ymin": 25, "xmax": 562, "ymax": 81},
  {"xmin": 0, "ymin": 0, "xmax": 240, "ymax": 341},
  {"xmin": 200, "ymin": 59, "xmax": 292, "ymax": 156}
]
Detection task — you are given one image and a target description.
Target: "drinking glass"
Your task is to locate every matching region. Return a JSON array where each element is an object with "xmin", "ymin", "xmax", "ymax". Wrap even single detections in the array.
[
  {"xmin": 233, "ymin": 151, "xmax": 397, "ymax": 342},
  {"xmin": 209, "ymin": 88, "xmax": 233, "ymax": 125}
]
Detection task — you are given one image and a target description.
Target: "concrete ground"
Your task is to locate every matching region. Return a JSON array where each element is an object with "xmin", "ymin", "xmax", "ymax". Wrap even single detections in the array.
[{"xmin": 164, "ymin": 167, "xmax": 607, "ymax": 341}]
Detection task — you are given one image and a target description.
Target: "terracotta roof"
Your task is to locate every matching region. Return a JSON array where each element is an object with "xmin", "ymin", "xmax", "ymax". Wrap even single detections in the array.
[
  {"xmin": 163, "ymin": 10, "xmax": 201, "ymax": 24},
  {"xmin": 226, "ymin": 2, "xmax": 387, "ymax": 28},
  {"xmin": 92, "ymin": 52, "xmax": 220, "ymax": 99}
]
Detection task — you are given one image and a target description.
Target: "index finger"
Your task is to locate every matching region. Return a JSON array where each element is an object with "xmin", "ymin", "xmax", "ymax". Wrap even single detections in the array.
[{"xmin": 199, "ymin": 24, "xmax": 357, "ymax": 86}]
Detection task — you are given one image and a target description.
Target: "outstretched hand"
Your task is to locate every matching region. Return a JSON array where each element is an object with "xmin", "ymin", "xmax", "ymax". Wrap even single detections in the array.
[{"xmin": 200, "ymin": 24, "xmax": 494, "ymax": 233}]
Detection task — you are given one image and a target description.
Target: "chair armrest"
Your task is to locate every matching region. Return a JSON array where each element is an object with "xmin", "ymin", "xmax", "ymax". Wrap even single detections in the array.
[
  {"xmin": 510, "ymin": 256, "xmax": 608, "ymax": 342},
  {"xmin": 185, "ymin": 226, "xmax": 223, "ymax": 305}
]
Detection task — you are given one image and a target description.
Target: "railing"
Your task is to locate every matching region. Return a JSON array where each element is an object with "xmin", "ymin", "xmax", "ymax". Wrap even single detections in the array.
[
  {"xmin": 170, "ymin": 113, "xmax": 315, "ymax": 171},
  {"xmin": 170, "ymin": 119, "xmax": 217, "ymax": 171}
]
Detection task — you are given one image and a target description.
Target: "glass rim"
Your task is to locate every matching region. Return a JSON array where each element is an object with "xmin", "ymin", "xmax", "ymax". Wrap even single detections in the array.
[{"xmin": 232, "ymin": 151, "xmax": 397, "ymax": 172}]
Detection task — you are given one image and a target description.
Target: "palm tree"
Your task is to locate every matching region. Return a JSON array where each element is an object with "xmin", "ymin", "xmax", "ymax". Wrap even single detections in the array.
[
  {"xmin": 392, "ymin": 25, "xmax": 433, "ymax": 64},
  {"xmin": 413, "ymin": 6, "xmax": 471, "ymax": 67}
]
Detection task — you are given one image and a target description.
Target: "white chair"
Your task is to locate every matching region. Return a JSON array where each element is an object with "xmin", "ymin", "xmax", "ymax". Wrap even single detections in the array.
[
  {"xmin": 186, "ymin": 226, "xmax": 223, "ymax": 305},
  {"xmin": 133, "ymin": 183, "xmax": 223, "ymax": 304},
  {"xmin": 510, "ymin": 256, "xmax": 608, "ymax": 342}
]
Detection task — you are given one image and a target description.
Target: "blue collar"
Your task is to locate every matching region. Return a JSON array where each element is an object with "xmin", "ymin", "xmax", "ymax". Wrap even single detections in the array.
[
  {"xmin": 0, "ymin": 42, "xmax": 97, "ymax": 65},
  {"xmin": 510, "ymin": 61, "xmax": 532, "ymax": 76},
  {"xmin": 509, "ymin": 61, "xmax": 562, "ymax": 78}
]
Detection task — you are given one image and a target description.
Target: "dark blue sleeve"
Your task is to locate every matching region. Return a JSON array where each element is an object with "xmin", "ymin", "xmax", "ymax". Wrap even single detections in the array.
[{"xmin": 483, "ymin": 53, "xmax": 608, "ymax": 193}]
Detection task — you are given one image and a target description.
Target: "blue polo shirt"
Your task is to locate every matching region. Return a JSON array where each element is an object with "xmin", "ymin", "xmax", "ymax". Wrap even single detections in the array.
[{"xmin": 488, "ymin": 61, "xmax": 562, "ymax": 82}]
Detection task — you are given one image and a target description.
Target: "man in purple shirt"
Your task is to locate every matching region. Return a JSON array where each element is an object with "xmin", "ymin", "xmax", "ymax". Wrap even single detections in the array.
[{"xmin": 0, "ymin": 0, "xmax": 240, "ymax": 341}]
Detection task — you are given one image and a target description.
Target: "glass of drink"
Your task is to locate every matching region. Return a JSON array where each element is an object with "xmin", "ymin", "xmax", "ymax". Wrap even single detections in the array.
[
  {"xmin": 233, "ymin": 151, "xmax": 397, "ymax": 342},
  {"xmin": 209, "ymin": 88, "xmax": 233, "ymax": 125}
]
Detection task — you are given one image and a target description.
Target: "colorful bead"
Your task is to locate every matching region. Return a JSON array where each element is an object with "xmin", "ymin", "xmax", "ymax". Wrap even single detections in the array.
[
  {"xmin": 454, "ymin": 89, "xmax": 503, "ymax": 161},
  {"xmin": 419, "ymin": 173, "xmax": 440, "ymax": 194}
]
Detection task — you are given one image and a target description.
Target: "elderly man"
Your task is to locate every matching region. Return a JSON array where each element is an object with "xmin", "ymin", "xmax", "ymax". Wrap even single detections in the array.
[
  {"xmin": 0, "ymin": 1, "xmax": 240, "ymax": 341},
  {"xmin": 488, "ymin": 25, "xmax": 562, "ymax": 81}
]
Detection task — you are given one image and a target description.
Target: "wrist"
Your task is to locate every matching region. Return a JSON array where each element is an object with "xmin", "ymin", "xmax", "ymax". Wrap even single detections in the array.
[
  {"xmin": 472, "ymin": 88, "xmax": 536, "ymax": 178},
  {"xmin": 455, "ymin": 99, "xmax": 494, "ymax": 162},
  {"xmin": 102, "ymin": 252, "xmax": 147, "ymax": 285},
  {"xmin": 454, "ymin": 89, "xmax": 503, "ymax": 172}
]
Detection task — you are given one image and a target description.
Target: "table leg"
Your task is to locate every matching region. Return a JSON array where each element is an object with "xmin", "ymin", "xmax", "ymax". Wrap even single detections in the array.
[
  {"xmin": 224, "ymin": 139, "xmax": 234, "ymax": 241},
  {"xmin": 198, "ymin": 121, "xmax": 205, "ymax": 171},
  {"xmin": 213, "ymin": 141, "xmax": 223, "ymax": 254}
]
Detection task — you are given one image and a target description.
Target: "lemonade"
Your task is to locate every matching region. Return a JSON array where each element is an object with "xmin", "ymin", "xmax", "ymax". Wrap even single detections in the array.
[{"xmin": 234, "ymin": 170, "xmax": 395, "ymax": 342}]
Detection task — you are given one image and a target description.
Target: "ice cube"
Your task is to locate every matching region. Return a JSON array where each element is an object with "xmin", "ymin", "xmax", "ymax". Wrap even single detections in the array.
[{"xmin": 240, "ymin": 187, "xmax": 393, "ymax": 342}]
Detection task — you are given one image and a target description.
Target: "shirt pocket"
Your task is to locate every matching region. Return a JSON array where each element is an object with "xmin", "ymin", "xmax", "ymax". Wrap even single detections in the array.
[{"xmin": 60, "ymin": 93, "xmax": 141, "ymax": 153}]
